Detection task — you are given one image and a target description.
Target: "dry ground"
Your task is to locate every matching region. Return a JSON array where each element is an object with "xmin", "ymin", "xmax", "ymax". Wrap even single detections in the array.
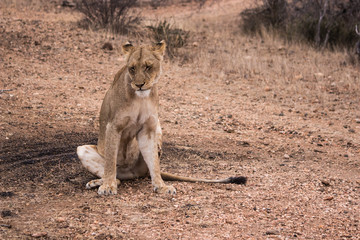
[{"xmin": 1, "ymin": 0, "xmax": 360, "ymax": 239}]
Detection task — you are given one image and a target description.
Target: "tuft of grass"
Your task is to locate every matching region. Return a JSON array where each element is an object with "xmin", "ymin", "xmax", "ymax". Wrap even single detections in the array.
[{"xmin": 147, "ymin": 20, "xmax": 189, "ymax": 58}]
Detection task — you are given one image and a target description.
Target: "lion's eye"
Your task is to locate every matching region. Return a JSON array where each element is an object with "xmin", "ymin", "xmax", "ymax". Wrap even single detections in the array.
[
  {"xmin": 129, "ymin": 66, "xmax": 135, "ymax": 73},
  {"xmin": 145, "ymin": 65, "xmax": 152, "ymax": 71}
]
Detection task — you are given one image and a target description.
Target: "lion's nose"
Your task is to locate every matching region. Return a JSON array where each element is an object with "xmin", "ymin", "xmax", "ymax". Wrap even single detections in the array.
[{"xmin": 135, "ymin": 83, "xmax": 145, "ymax": 88}]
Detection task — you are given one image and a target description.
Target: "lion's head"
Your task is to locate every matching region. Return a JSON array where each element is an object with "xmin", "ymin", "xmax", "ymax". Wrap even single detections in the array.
[{"xmin": 122, "ymin": 41, "xmax": 166, "ymax": 97}]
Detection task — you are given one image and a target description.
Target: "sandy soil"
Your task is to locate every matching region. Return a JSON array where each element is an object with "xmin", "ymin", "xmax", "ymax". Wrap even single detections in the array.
[{"xmin": 1, "ymin": 1, "xmax": 359, "ymax": 239}]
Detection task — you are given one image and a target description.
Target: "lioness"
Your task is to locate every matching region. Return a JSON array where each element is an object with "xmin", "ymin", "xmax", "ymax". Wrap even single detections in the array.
[{"xmin": 77, "ymin": 41, "xmax": 246, "ymax": 195}]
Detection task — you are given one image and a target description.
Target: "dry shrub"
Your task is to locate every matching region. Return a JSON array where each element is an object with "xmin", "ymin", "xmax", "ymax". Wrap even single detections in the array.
[
  {"xmin": 240, "ymin": 0, "xmax": 287, "ymax": 35},
  {"xmin": 76, "ymin": 0, "xmax": 140, "ymax": 35},
  {"xmin": 147, "ymin": 20, "xmax": 189, "ymax": 58},
  {"xmin": 240, "ymin": 0, "xmax": 360, "ymax": 51},
  {"xmin": 149, "ymin": 0, "xmax": 209, "ymax": 9}
]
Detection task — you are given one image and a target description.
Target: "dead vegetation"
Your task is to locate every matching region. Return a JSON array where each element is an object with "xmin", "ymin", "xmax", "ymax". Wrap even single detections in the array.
[
  {"xmin": 76, "ymin": 0, "xmax": 141, "ymax": 35},
  {"xmin": 147, "ymin": 20, "xmax": 190, "ymax": 58},
  {"xmin": 240, "ymin": 0, "xmax": 360, "ymax": 52}
]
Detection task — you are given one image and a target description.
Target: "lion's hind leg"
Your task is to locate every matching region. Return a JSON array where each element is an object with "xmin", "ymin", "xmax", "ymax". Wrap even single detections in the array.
[
  {"xmin": 77, "ymin": 145, "xmax": 122, "ymax": 190},
  {"xmin": 77, "ymin": 145, "xmax": 105, "ymax": 178}
]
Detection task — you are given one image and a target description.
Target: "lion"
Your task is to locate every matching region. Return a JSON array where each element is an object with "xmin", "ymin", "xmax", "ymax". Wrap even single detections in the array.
[{"xmin": 77, "ymin": 41, "xmax": 247, "ymax": 195}]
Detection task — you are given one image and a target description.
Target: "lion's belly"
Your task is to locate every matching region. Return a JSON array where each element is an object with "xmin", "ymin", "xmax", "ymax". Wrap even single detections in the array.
[{"xmin": 115, "ymin": 123, "xmax": 142, "ymax": 170}]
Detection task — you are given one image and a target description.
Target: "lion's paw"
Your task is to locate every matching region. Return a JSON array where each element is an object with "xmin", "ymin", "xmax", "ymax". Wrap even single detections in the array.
[
  {"xmin": 86, "ymin": 179, "xmax": 103, "ymax": 189},
  {"xmin": 86, "ymin": 179, "xmax": 120, "ymax": 190},
  {"xmin": 98, "ymin": 181, "xmax": 118, "ymax": 195},
  {"xmin": 154, "ymin": 185, "xmax": 176, "ymax": 195}
]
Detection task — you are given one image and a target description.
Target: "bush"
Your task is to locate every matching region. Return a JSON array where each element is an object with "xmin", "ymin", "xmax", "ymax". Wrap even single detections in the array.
[
  {"xmin": 76, "ymin": 0, "xmax": 140, "ymax": 34},
  {"xmin": 147, "ymin": 20, "xmax": 189, "ymax": 58},
  {"xmin": 240, "ymin": 0, "xmax": 287, "ymax": 35},
  {"xmin": 240, "ymin": 0, "xmax": 360, "ymax": 50},
  {"xmin": 149, "ymin": 0, "xmax": 208, "ymax": 9}
]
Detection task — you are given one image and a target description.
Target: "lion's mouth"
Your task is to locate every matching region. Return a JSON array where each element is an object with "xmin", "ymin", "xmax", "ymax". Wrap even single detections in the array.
[
  {"xmin": 136, "ymin": 86, "xmax": 151, "ymax": 92},
  {"xmin": 135, "ymin": 89, "xmax": 151, "ymax": 97}
]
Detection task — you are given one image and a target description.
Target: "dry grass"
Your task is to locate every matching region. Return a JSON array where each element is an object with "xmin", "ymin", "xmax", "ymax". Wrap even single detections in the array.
[
  {"xmin": 182, "ymin": 15, "xmax": 360, "ymax": 108},
  {"xmin": 0, "ymin": 0, "xmax": 56, "ymax": 11}
]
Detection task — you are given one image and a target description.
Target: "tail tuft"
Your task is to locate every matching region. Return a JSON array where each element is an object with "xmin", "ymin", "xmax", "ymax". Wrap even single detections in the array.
[{"xmin": 227, "ymin": 176, "xmax": 247, "ymax": 185}]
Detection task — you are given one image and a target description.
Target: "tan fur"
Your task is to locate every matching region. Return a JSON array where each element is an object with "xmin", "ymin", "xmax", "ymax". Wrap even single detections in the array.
[
  {"xmin": 77, "ymin": 41, "xmax": 246, "ymax": 196},
  {"xmin": 77, "ymin": 41, "xmax": 175, "ymax": 195}
]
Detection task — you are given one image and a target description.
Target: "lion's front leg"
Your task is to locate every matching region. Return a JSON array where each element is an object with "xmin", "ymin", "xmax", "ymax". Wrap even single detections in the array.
[
  {"xmin": 138, "ymin": 117, "xmax": 176, "ymax": 195},
  {"xmin": 156, "ymin": 119, "xmax": 163, "ymax": 158},
  {"xmin": 98, "ymin": 123, "xmax": 121, "ymax": 195}
]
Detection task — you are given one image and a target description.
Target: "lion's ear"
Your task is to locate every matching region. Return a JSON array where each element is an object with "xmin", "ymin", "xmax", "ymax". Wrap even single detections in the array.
[
  {"xmin": 152, "ymin": 40, "xmax": 166, "ymax": 56},
  {"xmin": 122, "ymin": 41, "xmax": 135, "ymax": 55}
]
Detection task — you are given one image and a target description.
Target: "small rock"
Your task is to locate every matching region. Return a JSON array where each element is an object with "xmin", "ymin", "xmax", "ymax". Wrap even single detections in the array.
[
  {"xmin": 321, "ymin": 180, "xmax": 330, "ymax": 186},
  {"xmin": 284, "ymin": 154, "xmax": 290, "ymax": 159},
  {"xmin": 56, "ymin": 217, "xmax": 66, "ymax": 223},
  {"xmin": 225, "ymin": 129, "xmax": 234, "ymax": 133},
  {"xmin": 1, "ymin": 210, "xmax": 12, "ymax": 217},
  {"xmin": 355, "ymin": 119, "xmax": 360, "ymax": 123},
  {"xmin": 102, "ymin": 42, "xmax": 113, "ymax": 51},
  {"xmin": 324, "ymin": 196, "xmax": 334, "ymax": 201},
  {"xmin": 192, "ymin": 42, "xmax": 199, "ymax": 47},
  {"xmin": 264, "ymin": 86, "xmax": 272, "ymax": 92},
  {"xmin": 62, "ymin": 0, "xmax": 76, "ymax": 7},
  {"xmin": 294, "ymin": 74, "xmax": 303, "ymax": 80},
  {"xmin": 238, "ymin": 141, "xmax": 250, "ymax": 146},
  {"xmin": 32, "ymin": 232, "xmax": 47, "ymax": 238},
  {"xmin": 266, "ymin": 230, "xmax": 280, "ymax": 235},
  {"xmin": 314, "ymin": 72, "xmax": 324, "ymax": 77}
]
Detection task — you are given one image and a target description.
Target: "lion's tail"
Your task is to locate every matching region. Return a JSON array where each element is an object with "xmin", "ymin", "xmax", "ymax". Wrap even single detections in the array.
[{"xmin": 160, "ymin": 172, "xmax": 247, "ymax": 185}]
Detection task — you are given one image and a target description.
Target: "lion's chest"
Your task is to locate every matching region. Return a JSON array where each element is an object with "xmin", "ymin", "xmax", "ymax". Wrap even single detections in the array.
[
  {"xmin": 120, "ymin": 100, "xmax": 157, "ymax": 140},
  {"xmin": 116, "ymin": 101, "xmax": 157, "ymax": 168}
]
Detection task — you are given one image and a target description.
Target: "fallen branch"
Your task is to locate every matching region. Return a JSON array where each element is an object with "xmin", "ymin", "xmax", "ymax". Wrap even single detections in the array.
[{"xmin": 0, "ymin": 89, "xmax": 13, "ymax": 93}]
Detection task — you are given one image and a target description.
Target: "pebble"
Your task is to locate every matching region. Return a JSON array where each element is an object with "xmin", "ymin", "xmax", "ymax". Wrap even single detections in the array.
[
  {"xmin": 101, "ymin": 42, "xmax": 113, "ymax": 51},
  {"xmin": 324, "ymin": 196, "xmax": 334, "ymax": 201},
  {"xmin": 56, "ymin": 217, "xmax": 66, "ymax": 223},
  {"xmin": 32, "ymin": 232, "xmax": 47, "ymax": 238},
  {"xmin": 266, "ymin": 230, "xmax": 280, "ymax": 235},
  {"xmin": 1, "ymin": 210, "xmax": 12, "ymax": 217},
  {"xmin": 356, "ymin": 119, "xmax": 360, "ymax": 123},
  {"xmin": 294, "ymin": 74, "xmax": 303, "ymax": 80},
  {"xmin": 321, "ymin": 180, "xmax": 330, "ymax": 186},
  {"xmin": 284, "ymin": 154, "xmax": 290, "ymax": 159},
  {"xmin": 314, "ymin": 72, "xmax": 324, "ymax": 77}
]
